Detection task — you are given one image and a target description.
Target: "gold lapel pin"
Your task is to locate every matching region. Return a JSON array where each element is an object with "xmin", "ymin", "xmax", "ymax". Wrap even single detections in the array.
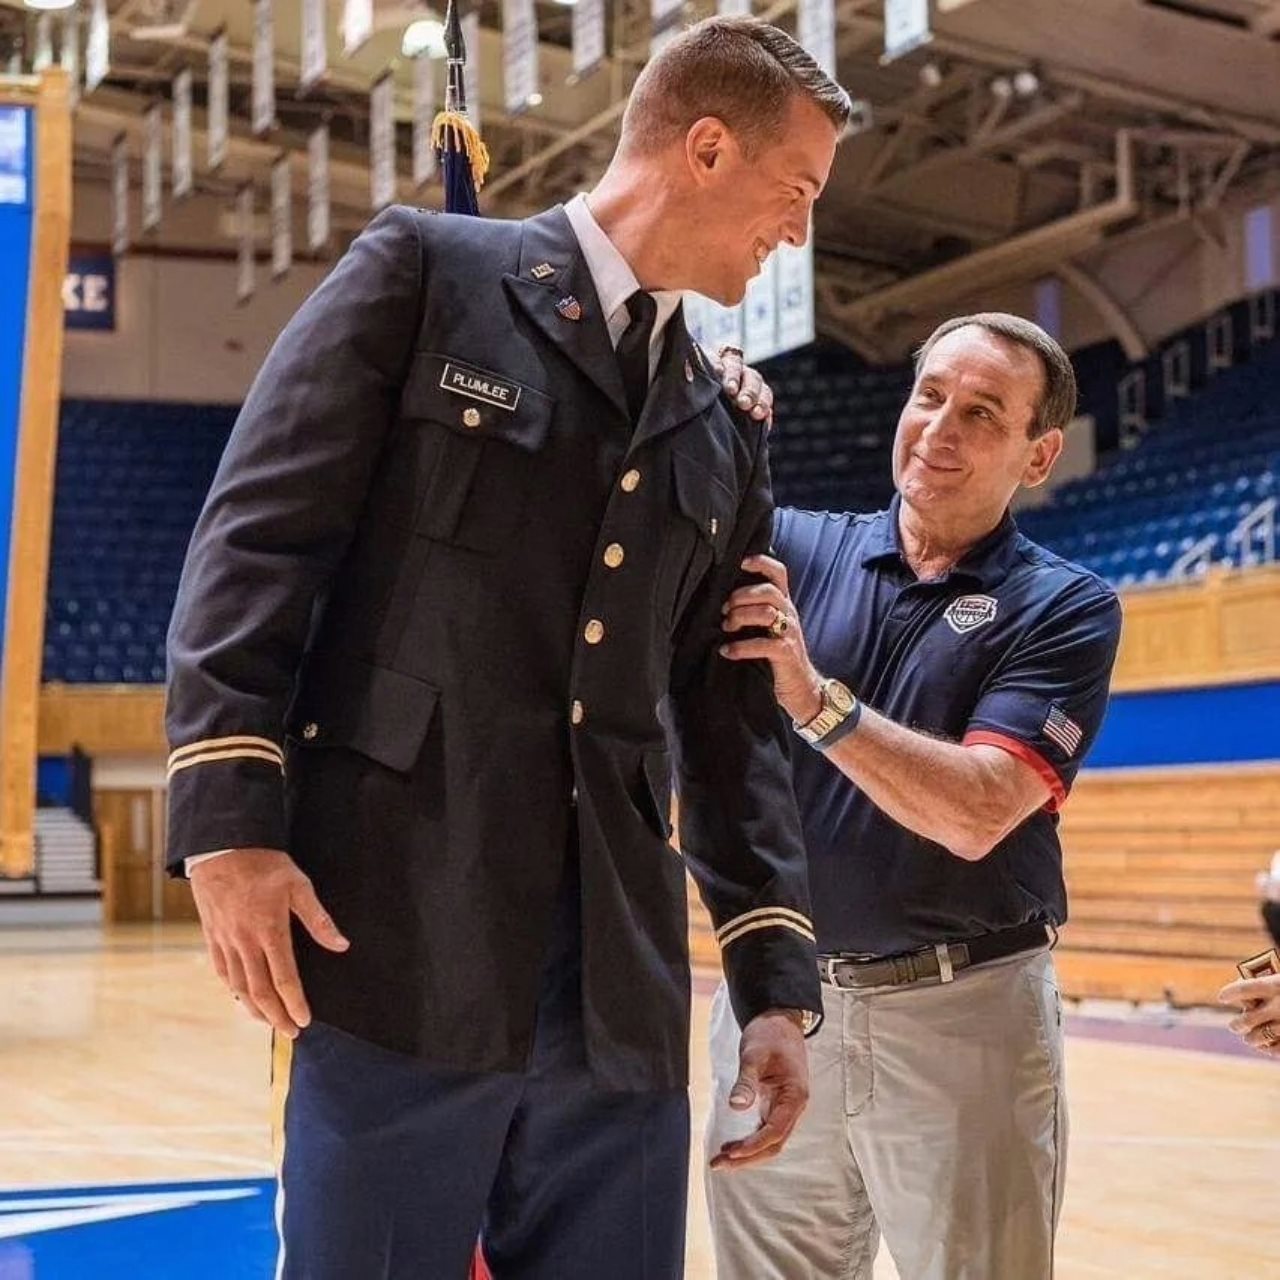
[{"xmin": 531, "ymin": 263, "xmax": 554, "ymax": 280}]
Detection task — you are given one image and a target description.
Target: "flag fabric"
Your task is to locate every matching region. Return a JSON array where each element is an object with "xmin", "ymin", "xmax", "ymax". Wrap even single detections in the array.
[{"xmin": 432, "ymin": 0, "xmax": 489, "ymax": 215}]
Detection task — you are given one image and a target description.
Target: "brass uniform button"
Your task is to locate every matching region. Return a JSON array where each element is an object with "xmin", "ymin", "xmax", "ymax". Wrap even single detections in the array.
[
  {"xmin": 462, "ymin": 407, "xmax": 482, "ymax": 428},
  {"xmin": 620, "ymin": 469, "xmax": 641, "ymax": 493},
  {"xmin": 571, "ymin": 700, "xmax": 585, "ymax": 726},
  {"xmin": 584, "ymin": 620, "xmax": 605, "ymax": 645},
  {"xmin": 603, "ymin": 543, "xmax": 625, "ymax": 569},
  {"xmin": 302, "ymin": 722, "xmax": 319, "ymax": 741}
]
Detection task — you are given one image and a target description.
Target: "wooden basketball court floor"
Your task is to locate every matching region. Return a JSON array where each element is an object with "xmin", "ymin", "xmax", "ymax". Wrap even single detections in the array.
[{"xmin": 1, "ymin": 922, "xmax": 1277, "ymax": 1279}]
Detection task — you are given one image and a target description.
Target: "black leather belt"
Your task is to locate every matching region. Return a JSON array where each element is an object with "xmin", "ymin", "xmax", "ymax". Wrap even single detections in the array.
[{"xmin": 818, "ymin": 921, "xmax": 1053, "ymax": 991}]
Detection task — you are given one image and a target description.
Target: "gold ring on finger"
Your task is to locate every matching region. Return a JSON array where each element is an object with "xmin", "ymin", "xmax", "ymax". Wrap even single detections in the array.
[{"xmin": 769, "ymin": 608, "xmax": 790, "ymax": 639}]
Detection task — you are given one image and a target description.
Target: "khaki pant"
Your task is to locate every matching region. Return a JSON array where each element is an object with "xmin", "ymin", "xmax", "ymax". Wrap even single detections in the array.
[{"xmin": 705, "ymin": 948, "xmax": 1067, "ymax": 1280}]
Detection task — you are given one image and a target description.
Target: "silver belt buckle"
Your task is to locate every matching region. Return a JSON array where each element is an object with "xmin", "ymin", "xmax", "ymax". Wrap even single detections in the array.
[
  {"xmin": 822, "ymin": 956, "xmax": 842, "ymax": 987},
  {"xmin": 935, "ymin": 943, "xmax": 955, "ymax": 984}
]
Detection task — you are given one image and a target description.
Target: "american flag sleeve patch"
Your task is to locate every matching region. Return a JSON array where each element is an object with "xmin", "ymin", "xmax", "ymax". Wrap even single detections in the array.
[{"xmin": 1042, "ymin": 705, "xmax": 1083, "ymax": 756}]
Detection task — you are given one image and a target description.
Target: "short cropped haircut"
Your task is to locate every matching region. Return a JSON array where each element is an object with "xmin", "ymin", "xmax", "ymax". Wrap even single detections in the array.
[
  {"xmin": 915, "ymin": 313, "xmax": 1078, "ymax": 439},
  {"xmin": 619, "ymin": 16, "xmax": 852, "ymax": 158}
]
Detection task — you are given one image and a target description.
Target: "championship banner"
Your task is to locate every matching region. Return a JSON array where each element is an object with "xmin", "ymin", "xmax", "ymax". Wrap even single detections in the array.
[
  {"xmin": 342, "ymin": 0, "xmax": 373, "ymax": 57},
  {"xmin": 85, "ymin": 0, "xmax": 109, "ymax": 93},
  {"xmin": 796, "ymin": 0, "xmax": 836, "ymax": 77},
  {"xmin": 743, "ymin": 252, "xmax": 781, "ymax": 363},
  {"xmin": 60, "ymin": 13, "xmax": 80, "ymax": 111},
  {"xmin": 774, "ymin": 237, "xmax": 815, "ymax": 354},
  {"xmin": 236, "ymin": 184, "xmax": 255, "ymax": 304},
  {"xmin": 300, "ymin": 0, "xmax": 327, "ymax": 92},
  {"xmin": 208, "ymin": 29, "xmax": 228, "ymax": 170},
  {"xmin": 462, "ymin": 13, "xmax": 482, "ymax": 131},
  {"xmin": 369, "ymin": 72, "xmax": 395, "ymax": 211},
  {"xmin": 503, "ymin": 0, "xmax": 539, "ymax": 115},
  {"xmin": 717, "ymin": 0, "xmax": 752, "ymax": 14},
  {"xmin": 412, "ymin": 54, "xmax": 437, "ymax": 188},
  {"xmin": 172, "ymin": 67, "xmax": 192, "ymax": 199},
  {"xmin": 271, "ymin": 154, "xmax": 291, "ymax": 279},
  {"xmin": 572, "ymin": 0, "xmax": 605, "ymax": 80},
  {"xmin": 683, "ymin": 294, "xmax": 744, "ymax": 362},
  {"xmin": 33, "ymin": 16, "xmax": 52, "ymax": 74},
  {"xmin": 252, "ymin": 0, "xmax": 275, "ymax": 136},
  {"xmin": 142, "ymin": 102, "xmax": 162, "ymax": 232},
  {"xmin": 883, "ymin": 0, "xmax": 931, "ymax": 62},
  {"xmin": 308, "ymin": 124, "xmax": 329, "ymax": 251},
  {"xmin": 111, "ymin": 134, "xmax": 129, "ymax": 256}
]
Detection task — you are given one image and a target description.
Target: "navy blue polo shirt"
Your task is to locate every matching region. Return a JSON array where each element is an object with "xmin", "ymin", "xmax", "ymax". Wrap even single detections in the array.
[{"xmin": 774, "ymin": 497, "xmax": 1122, "ymax": 956}]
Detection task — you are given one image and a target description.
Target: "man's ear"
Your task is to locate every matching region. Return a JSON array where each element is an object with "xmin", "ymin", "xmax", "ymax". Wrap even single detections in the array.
[
  {"xmin": 1022, "ymin": 426, "xmax": 1065, "ymax": 489},
  {"xmin": 686, "ymin": 116, "xmax": 733, "ymax": 186}
]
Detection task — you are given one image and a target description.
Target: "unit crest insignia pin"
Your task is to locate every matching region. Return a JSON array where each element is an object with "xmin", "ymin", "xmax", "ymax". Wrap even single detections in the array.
[
  {"xmin": 555, "ymin": 296, "xmax": 583, "ymax": 322},
  {"xmin": 531, "ymin": 263, "xmax": 555, "ymax": 280}
]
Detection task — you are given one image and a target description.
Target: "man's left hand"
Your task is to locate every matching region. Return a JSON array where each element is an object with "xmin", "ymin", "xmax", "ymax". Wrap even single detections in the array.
[
  {"xmin": 721, "ymin": 554, "xmax": 822, "ymax": 726},
  {"xmin": 713, "ymin": 347, "xmax": 774, "ymax": 429},
  {"xmin": 711, "ymin": 1009, "xmax": 810, "ymax": 1170}
]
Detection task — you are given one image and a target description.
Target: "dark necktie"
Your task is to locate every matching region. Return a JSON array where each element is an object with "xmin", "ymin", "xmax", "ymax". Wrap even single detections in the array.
[{"xmin": 616, "ymin": 290, "xmax": 657, "ymax": 424}]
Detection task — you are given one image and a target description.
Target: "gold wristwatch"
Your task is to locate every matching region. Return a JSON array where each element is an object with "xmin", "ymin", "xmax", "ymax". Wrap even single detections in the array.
[{"xmin": 794, "ymin": 678, "xmax": 857, "ymax": 745}]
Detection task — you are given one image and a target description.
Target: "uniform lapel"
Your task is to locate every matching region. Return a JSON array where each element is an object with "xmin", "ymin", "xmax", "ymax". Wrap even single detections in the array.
[
  {"xmin": 503, "ymin": 207, "xmax": 628, "ymax": 418},
  {"xmin": 628, "ymin": 303, "xmax": 724, "ymax": 454}
]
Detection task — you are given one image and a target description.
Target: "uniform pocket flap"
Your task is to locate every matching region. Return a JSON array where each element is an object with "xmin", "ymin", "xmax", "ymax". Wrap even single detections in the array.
[
  {"xmin": 401, "ymin": 352, "xmax": 554, "ymax": 452},
  {"xmin": 288, "ymin": 660, "xmax": 440, "ymax": 774},
  {"xmin": 671, "ymin": 452, "xmax": 737, "ymax": 561}
]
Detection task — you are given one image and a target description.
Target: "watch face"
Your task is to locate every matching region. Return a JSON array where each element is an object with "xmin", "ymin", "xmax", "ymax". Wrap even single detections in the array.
[{"xmin": 827, "ymin": 680, "xmax": 856, "ymax": 714}]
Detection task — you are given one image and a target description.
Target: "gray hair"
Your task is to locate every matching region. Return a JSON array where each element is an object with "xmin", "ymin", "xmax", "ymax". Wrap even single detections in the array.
[{"xmin": 914, "ymin": 313, "xmax": 1077, "ymax": 439}]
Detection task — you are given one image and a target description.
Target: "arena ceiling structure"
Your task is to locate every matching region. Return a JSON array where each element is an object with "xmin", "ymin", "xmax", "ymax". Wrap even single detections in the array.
[{"xmin": 2, "ymin": 0, "xmax": 1279, "ymax": 359}]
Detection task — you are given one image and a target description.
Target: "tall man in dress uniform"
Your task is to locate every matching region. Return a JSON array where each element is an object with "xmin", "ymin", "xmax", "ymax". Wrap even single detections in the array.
[{"xmin": 164, "ymin": 18, "xmax": 850, "ymax": 1278}]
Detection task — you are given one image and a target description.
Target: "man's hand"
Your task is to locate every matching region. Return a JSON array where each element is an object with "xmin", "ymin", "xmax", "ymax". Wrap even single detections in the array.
[
  {"xmin": 711, "ymin": 1009, "xmax": 810, "ymax": 1171},
  {"xmin": 1218, "ymin": 974, "xmax": 1280, "ymax": 1056},
  {"xmin": 190, "ymin": 848, "xmax": 350, "ymax": 1038},
  {"xmin": 720, "ymin": 553, "xmax": 823, "ymax": 726},
  {"xmin": 712, "ymin": 346, "xmax": 775, "ymax": 429}
]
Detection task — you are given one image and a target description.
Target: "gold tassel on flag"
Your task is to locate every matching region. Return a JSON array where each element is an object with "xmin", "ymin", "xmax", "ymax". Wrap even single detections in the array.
[{"xmin": 431, "ymin": 110, "xmax": 490, "ymax": 192}]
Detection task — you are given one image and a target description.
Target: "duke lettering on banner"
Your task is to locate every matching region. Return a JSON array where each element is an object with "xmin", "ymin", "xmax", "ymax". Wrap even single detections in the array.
[
  {"xmin": 342, "ymin": 0, "xmax": 373, "ymax": 57},
  {"xmin": 503, "ymin": 0, "xmax": 539, "ymax": 115},
  {"xmin": 572, "ymin": 0, "xmax": 604, "ymax": 79},
  {"xmin": 412, "ymin": 55, "xmax": 437, "ymax": 188},
  {"xmin": 252, "ymin": 0, "xmax": 275, "ymax": 135},
  {"xmin": 85, "ymin": 0, "xmax": 109, "ymax": 93},
  {"xmin": 142, "ymin": 102, "xmax": 161, "ymax": 232},
  {"xmin": 797, "ymin": 0, "xmax": 836, "ymax": 76},
  {"xmin": 308, "ymin": 124, "xmax": 329, "ymax": 251},
  {"xmin": 236, "ymin": 185, "xmax": 255, "ymax": 304},
  {"xmin": 111, "ymin": 134, "xmax": 128, "ymax": 256},
  {"xmin": 883, "ymin": 0, "xmax": 931, "ymax": 62},
  {"xmin": 271, "ymin": 156, "xmax": 291, "ymax": 280},
  {"xmin": 300, "ymin": 0, "xmax": 327, "ymax": 91},
  {"xmin": 172, "ymin": 68, "xmax": 192, "ymax": 199},
  {"xmin": 370, "ymin": 73, "xmax": 395, "ymax": 211},
  {"xmin": 208, "ymin": 29, "xmax": 228, "ymax": 170}
]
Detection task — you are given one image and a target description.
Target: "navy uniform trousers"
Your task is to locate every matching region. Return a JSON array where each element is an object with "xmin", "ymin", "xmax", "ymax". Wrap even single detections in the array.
[{"xmin": 273, "ymin": 834, "xmax": 690, "ymax": 1279}]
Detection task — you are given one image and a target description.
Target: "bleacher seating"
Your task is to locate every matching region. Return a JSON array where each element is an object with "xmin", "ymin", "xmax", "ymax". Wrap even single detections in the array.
[{"xmin": 43, "ymin": 400, "xmax": 236, "ymax": 684}]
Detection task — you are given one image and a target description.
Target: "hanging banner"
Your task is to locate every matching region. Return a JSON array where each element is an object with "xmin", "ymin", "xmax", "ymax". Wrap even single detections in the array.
[
  {"xmin": 33, "ymin": 16, "xmax": 53, "ymax": 73},
  {"xmin": 883, "ymin": 0, "xmax": 931, "ymax": 63},
  {"xmin": 412, "ymin": 55, "xmax": 437, "ymax": 188},
  {"xmin": 342, "ymin": 0, "xmax": 373, "ymax": 57},
  {"xmin": 271, "ymin": 155, "xmax": 291, "ymax": 279},
  {"xmin": 463, "ymin": 13, "xmax": 481, "ymax": 131},
  {"xmin": 572, "ymin": 0, "xmax": 605, "ymax": 80},
  {"xmin": 300, "ymin": 0, "xmax": 327, "ymax": 92},
  {"xmin": 503, "ymin": 0, "xmax": 539, "ymax": 115},
  {"xmin": 796, "ymin": 0, "xmax": 836, "ymax": 77},
  {"xmin": 369, "ymin": 72, "xmax": 395, "ymax": 212},
  {"xmin": 111, "ymin": 134, "xmax": 129, "ymax": 256},
  {"xmin": 60, "ymin": 12, "xmax": 81, "ymax": 111},
  {"xmin": 208, "ymin": 29, "xmax": 228, "ymax": 171},
  {"xmin": 743, "ymin": 252, "xmax": 781, "ymax": 363},
  {"xmin": 142, "ymin": 102, "xmax": 162, "ymax": 232},
  {"xmin": 252, "ymin": 0, "xmax": 275, "ymax": 136},
  {"xmin": 308, "ymin": 124, "xmax": 329, "ymax": 252},
  {"xmin": 63, "ymin": 252, "xmax": 116, "ymax": 331},
  {"xmin": 172, "ymin": 67, "xmax": 192, "ymax": 199},
  {"xmin": 85, "ymin": 0, "xmax": 109, "ymax": 93},
  {"xmin": 774, "ymin": 238, "xmax": 815, "ymax": 355},
  {"xmin": 718, "ymin": 0, "xmax": 752, "ymax": 13},
  {"xmin": 236, "ymin": 185, "xmax": 255, "ymax": 304}
]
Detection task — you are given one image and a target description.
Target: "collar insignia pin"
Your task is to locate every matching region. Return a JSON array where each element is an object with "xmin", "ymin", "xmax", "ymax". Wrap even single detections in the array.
[
  {"xmin": 556, "ymin": 295, "xmax": 583, "ymax": 322},
  {"xmin": 531, "ymin": 263, "xmax": 554, "ymax": 280}
]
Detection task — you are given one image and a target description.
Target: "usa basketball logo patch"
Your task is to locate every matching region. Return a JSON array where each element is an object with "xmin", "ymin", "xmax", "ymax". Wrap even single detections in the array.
[{"xmin": 944, "ymin": 594, "xmax": 998, "ymax": 635}]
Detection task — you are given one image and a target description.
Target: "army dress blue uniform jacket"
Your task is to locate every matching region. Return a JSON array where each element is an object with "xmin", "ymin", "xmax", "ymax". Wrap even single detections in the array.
[{"xmin": 165, "ymin": 205, "xmax": 821, "ymax": 1091}]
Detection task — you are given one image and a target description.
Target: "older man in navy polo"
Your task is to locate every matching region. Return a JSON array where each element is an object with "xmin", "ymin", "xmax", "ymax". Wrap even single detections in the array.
[{"xmin": 707, "ymin": 313, "xmax": 1122, "ymax": 1280}]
